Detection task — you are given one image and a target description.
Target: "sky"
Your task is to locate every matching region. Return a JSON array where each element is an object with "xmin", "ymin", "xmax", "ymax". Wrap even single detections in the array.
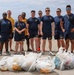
[{"xmin": 0, "ymin": 0, "xmax": 74, "ymax": 19}]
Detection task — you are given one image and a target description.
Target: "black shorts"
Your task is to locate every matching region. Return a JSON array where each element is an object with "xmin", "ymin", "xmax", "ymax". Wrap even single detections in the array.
[
  {"xmin": 30, "ymin": 32, "xmax": 38, "ymax": 38},
  {"xmin": 64, "ymin": 33, "xmax": 70, "ymax": 40},
  {"xmin": 10, "ymin": 33, "xmax": 14, "ymax": 39},
  {"xmin": 14, "ymin": 34, "xmax": 24, "ymax": 41},
  {"xmin": 69, "ymin": 32, "xmax": 74, "ymax": 40},
  {"xmin": 0, "ymin": 34, "xmax": 10, "ymax": 43},
  {"xmin": 42, "ymin": 32, "xmax": 52, "ymax": 40},
  {"xmin": 54, "ymin": 31, "xmax": 64, "ymax": 40},
  {"xmin": 38, "ymin": 34, "xmax": 42, "ymax": 38},
  {"xmin": 25, "ymin": 35, "xmax": 30, "ymax": 40}
]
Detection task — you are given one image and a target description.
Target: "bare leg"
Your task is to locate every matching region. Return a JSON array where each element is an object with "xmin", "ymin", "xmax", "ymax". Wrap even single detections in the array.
[
  {"xmin": 20, "ymin": 41, "xmax": 23, "ymax": 53},
  {"xmin": 49, "ymin": 40, "xmax": 52, "ymax": 51},
  {"xmin": 42, "ymin": 39, "xmax": 46, "ymax": 52},
  {"xmin": 70, "ymin": 40, "xmax": 74, "ymax": 53},
  {"xmin": 60, "ymin": 39, "xmax": 65, "ymax": 49},
  {"xmin": 30, "ymin": 38, "xmax": 34, "ymax": 51},
  {"xmin": 57, "ymin": 40, "xmax": 61, "ymax": 49},
  {"xmin": 35, "ymin": 37, "xmax": 38, "ymax": 51},
  {"xmin": 15, "ymin": 42, "xmax": 19, "ymax": 53},
  {"xmin": 65, "ymin": 39, "xmax": 69, "ymax": 51}
]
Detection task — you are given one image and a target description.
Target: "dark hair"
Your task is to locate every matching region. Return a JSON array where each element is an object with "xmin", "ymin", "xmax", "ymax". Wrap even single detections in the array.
[
  {"xmin": 22, "ymin": 12, "xmax": 26, "ymax": 15},
  {"xmin": 18, "ymin": 15, "xmax": 22, "ymax": 18},
  {"xmin": 38, "ymin": 10, "xmax": 42, "ymax": 13},
  {"xmin": 66, "ymin": 5, "xmax": 71, "ymax": 8},
  {"xmin": 57, "ymin": 8, "xmax": 61, "ymax": 12},
  {"xmin": 45, "ymin": 7, "xmax": 50, "ymax": 11},
  {"xmin": 31, "ymin": 10, "xmax": 35, "ymax": 13}
]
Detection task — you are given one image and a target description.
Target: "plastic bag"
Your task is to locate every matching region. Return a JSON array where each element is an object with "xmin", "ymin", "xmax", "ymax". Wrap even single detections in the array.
[{"xmin": 35, "ymin": 56, "xmax": 55, "ymax": 73}]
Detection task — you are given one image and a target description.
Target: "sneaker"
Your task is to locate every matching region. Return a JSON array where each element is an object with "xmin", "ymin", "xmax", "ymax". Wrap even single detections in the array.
[
  {"xmin": 0, "ymin": 51, "xmax": 2, "ymax": 56},
  {"xmin": 6, "ymin": 51, "xmax": 11, "ymax": 55},
  {"xmin": 49, "ymin": 51, "xmax": 55, "ymax": 56}
]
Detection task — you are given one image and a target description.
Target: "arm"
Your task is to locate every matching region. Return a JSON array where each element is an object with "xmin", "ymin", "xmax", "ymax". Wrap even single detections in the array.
[
  {"xmin": 60, "ymin": 19, "xmax": 65, "ymax": 32},
  {"xmin": 40, "ymin": 22, "xmax": 43, "ymax": 35},
  {"xmin": 51, "ymin": 22, "xmax": 55, "ymax": 36}
]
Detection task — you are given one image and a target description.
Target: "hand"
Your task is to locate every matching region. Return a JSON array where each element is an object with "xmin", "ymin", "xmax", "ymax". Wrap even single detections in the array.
[
  {"xmin": 27, "ymin": 32, "xmax": 30, "ymax": 36},
  {"xmin": 18, "ymin": 31, "xmax": 22, "ymax": 34},
  {"xmin": 71, "ymin": 28, "xmax": 74, "ymax": 32},
  {"xmin": 40, "ymin": 31, "xmax": 43, "ymax": 36},
  {"xmin": 62, "ymin": 29, "xmax": 65, "ymax": 33}
]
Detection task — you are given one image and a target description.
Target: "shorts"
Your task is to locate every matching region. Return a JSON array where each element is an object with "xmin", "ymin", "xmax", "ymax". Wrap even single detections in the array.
[
  {"xmin": 38, "ymin": 34, "xmax": 42, "ymax": 38},
  {"xmin": 25, "ymin": 35, "xmax": 30, "ymax": 40},
  {"xmin": 69, "ymin": 32, "xmax": 74, "ymax": 40},
  {"xmin": 30, "ymin": 32, "xmax": 38, "ymax": 38},
  {"xmin": 14, "ymin": 34, "xmax": 24, "ymax": 41},
  {"xmin": 54, "ymin": 31, "xmax": 64, "ymax": 40},
  {"xmin": 0, "ymin": 34, "xmax": 10, "ymax": 43},
  {"xmin": 64, "ymin": 33, "xmax": 70, "ymax": 40},
  {"xmin": 42, "ymin": 31, "xmax": 52, "ymax": 40},
  {"xmin": 10, "ymin": 33, "xmax": 14, "ymax": 39}
]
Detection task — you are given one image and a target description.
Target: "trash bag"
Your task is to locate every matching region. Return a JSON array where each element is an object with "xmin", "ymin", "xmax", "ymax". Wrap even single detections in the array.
[
  {"xmin": 35, "ymin": 56, "xmax": 55, "ymax": 73},
  {"xmin": 0, "ymin": 57, "xmax": 8, "ymax": 71},
  {"xmin": 21, "ymin": 52, "xmax": 42, "ymax": 71}
]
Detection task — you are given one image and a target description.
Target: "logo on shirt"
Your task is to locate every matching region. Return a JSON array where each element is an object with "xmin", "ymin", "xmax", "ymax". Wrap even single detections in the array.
[{"xmin": 50, "ymin": 17, "xmax": 52, "ymax": 20}]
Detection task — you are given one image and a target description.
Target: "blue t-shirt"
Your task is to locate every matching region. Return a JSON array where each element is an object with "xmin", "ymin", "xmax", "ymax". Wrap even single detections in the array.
[
  {"xmin": 54, "ymin": 15, "xmax": 64, "ymax": 32},
  {"xmin": 27, "ymin": 17, "xmax": 40, "ymax": 33},
  {"xmin": 38, "ymin": 17, "xmax": 42, "ymax": 22},
  {"xmin": 14, "ymin": 21, "xmax": 26, "ymax": 35},
  {"xmin": 64, "ymin": 13, "xmax": 74, "ymax": 34},
  {"xmin": 0, "ymin": 19, "xmax": 12, "ymax": 35},
  {"xmin": 41, "ymin": 15, "xmax": 54, "ymax": 32}
]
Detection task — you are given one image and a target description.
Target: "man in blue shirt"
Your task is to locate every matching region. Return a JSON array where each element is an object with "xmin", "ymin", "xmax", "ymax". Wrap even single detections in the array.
[
  {"xmin": 54, "ymin": 8, "xmax": 65, "ymax": 49},
  {"xmin": 0, "ymin": 12, "xmax": 12, "ymax": 55},
  {"xmin": 14, "ymin": 15, "xmax": 26, "ymax": 54},
  {"xmin": 61, "ymin": 5, "xmax": 74, "ymax": 53},
  {"xmin": 27, "ymin": 10, "xmax": 40, "ymax": 52},
  {"xmin": 40, "ymin": 7, "xmax": 55, "ymax": 55},
  {"xmin": 37, "ymin": 10, "xmax": 43, "ymax": 51}
]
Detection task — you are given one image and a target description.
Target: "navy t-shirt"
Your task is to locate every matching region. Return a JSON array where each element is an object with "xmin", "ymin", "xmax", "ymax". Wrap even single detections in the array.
[
  {"xmin": 14, "ymin": 21, "xmax": 26, "ymax": 35},
  {"xmin": 0, "ymin": 19, "xmax": 12, "ymax": 35},
  {"xmin": 54, "ymin": 15, "xmax": 64, "ymax": 31},
  {"xmin": 64, "ymin": 13, "xmax": 74, "ymax": 34},
  {"xmin": 41, "ymin": 15, "xmax": 54, "ymax": 33},
  {"xmin": 27, "ymin": 17, "xmax": 40, "ymax": 33},
  {"xmin": 38, "ymin": 17, "xmax": 42, "ymax": 22}
]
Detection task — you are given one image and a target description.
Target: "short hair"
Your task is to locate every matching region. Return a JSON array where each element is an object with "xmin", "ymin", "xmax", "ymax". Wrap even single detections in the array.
[
  {"xmin": 66, "ymin": 5, "xmax": 71, "ymax": 8},
  {"xmin": 22, "ymin": 12, "xmax": 26, "ymax": 15},
  {"xmin": 31, "ymin": 10, "xmax": 35, "ymax": 13},
  {"xmin": 56, "ymin": 8, "xmax": 61, "ymax": 12},
  {"xmin": 38, "ymin": 10, "xmax": 42, "ymax": 13},
  {"xmin": 18, "ymin": 15, "xmax": 22, "ymax": 18},
  {"xmin": 45, "ymin": 7, "xmax": 50, "ymax": 11}
]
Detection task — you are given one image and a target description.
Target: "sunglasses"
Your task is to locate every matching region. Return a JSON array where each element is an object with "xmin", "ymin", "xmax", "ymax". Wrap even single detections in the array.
[{"xmin": 46, "ymin": 10, "xmax": 50, "ymax": 12}]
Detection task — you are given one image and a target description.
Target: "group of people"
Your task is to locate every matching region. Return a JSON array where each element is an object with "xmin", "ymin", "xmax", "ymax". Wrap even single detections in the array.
[{"xmin": 0, "ymin": 5, "xmax": 74, "ymax": 55}]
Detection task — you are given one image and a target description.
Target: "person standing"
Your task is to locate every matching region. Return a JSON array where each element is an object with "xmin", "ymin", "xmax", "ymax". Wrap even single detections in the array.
[
  {"xmin": 7, "ymin": 10, "xmax": 15, "ymax": 52},
  {"xmin": 37, "ymin": 10, "xmax": 43, "ymax": 51},
  {"xmin": 27, "ymin": 10, "xmax": 40, "ymax": 52},
  {"xmin": 0, "ymin": 12, "xmax": 12, "ymax": 55},
  {"xmin": 14, "ymin": 15, "xmax": 26, "ymax": 54},
  {"xmin": 21, "ymin": 12, "xmax": 32, "ymax": 52},
  {"xmin": 61, "ymin": 5, "xmax": 74, "ymax": 53},
  {"xmin": 40, "ymin": 7, "xmax": 55, "ymax": 55},
  {"xmin": 54, "ymin": 8, "xmax": 65, "ymax": 49}
]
